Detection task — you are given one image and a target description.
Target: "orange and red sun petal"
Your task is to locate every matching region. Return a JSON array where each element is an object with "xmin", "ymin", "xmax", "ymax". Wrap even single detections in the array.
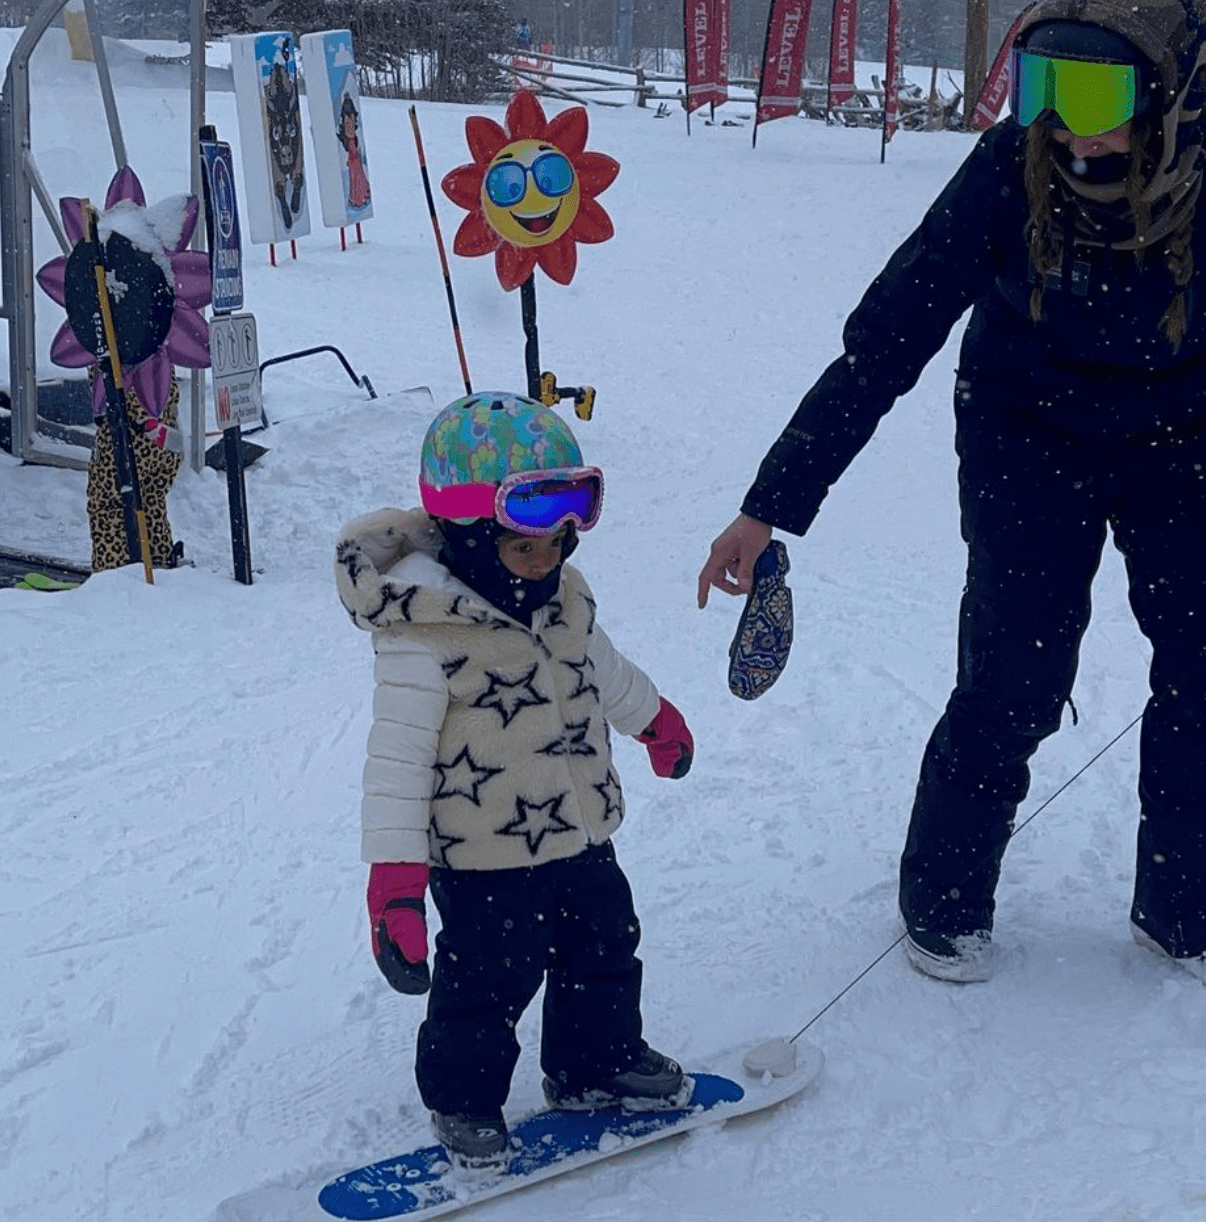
[
  {"xmin": 536, "ymin": 235, "xmax": 577, "ymax": 285},
  {"xmin": 496, "ymin": 244, "xmax": 539, "ymax": 290},
  {"xmin": 575, "ymin": 152, "xmax": 620, "ymax": 198},
  {"xmin": 442, "ymin": 162, "xmax": 486, "ymax": 211},
  {"xmin": 465, "ymin": 116, "xmax": 509, "ymax": 166},
  {"xmin": 504, "ymin": 90, "xmax": 550, "ymax": 140},
  {"xmin": 453, "ymin": 210, "xmax": 502, "ymax": 258},
  {"xmin": 573, "ymin": 197, "xmax": 615, "ymax": 245}
]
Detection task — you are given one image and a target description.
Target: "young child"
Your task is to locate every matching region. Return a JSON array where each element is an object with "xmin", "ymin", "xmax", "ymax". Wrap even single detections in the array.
[{"xmin": 335, "ymin": 392, "xmax": 695, "ymax": 1165}]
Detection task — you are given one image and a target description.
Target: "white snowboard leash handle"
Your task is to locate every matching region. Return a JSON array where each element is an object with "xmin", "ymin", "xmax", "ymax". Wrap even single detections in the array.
[{"xmin": 787, "ymin": 707, "xmax": 1146, "ymax": 1044}]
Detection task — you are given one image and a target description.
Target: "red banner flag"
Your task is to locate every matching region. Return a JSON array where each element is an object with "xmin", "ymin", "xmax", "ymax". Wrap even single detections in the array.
[
  {"xmin": 972, "ymin": 2, "xmax": 1036, "ymax": 130},
  {"xmin": 881, "ymin": 0, "xmax": 901, "ymax": 144},
  {"xmin": 712, "ymin": 0, "xmax": 730, "ymax": 106},
  {"xmin": 685, "ymin": 0, "xmax": 718, "ymax": 113},
  {"xmin": 755, "ymin": 0, "xmax": 814, "ymax": 131},
  {"xmin": 827, "ymin": 0, "xmax": 857, "ymax": 110}
]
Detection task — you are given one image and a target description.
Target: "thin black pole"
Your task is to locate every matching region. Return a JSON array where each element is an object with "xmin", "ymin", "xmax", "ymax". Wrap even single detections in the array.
[
  {"xmin": 222, "ymin": 423, "xmax": 252, "ymax": 585},
  {"xmin": 683, "ymin": 0, "xmax": 692, "ymax": 136},
  {"xmin": 826, "ymin": 0, "xmax": 836, "ymax": 123},
  {"xmin": 751, "ymin": 0, "xmax": 779, "ymax": 150},
  {"xmin": 409, "ymin": 105, "xmax": 472, "ymax": 394},
  {"xmin": 520, "ymin": 276, "xmax": 541, "ymax": 399}
]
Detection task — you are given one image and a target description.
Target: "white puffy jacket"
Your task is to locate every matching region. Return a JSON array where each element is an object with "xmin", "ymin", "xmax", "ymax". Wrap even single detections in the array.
[{"xmin": 335, "ymin": 508, "xmax": 661, "ymax": 869}]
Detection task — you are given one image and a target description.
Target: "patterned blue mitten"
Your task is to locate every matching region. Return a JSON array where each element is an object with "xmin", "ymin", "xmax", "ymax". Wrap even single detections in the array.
[{"xmin": 727, "ymin": 540, "xmax": 793, "ymax": 700}]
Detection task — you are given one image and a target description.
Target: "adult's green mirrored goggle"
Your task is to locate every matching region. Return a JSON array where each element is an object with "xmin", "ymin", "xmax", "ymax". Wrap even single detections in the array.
[{"xmin": 1009, "ymin": 48, "xmax": 1138, "ymax": 136}]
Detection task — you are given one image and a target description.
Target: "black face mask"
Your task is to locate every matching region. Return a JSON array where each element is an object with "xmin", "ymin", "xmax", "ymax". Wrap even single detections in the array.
[
  {"xmin": 1051, "ymin": 135, "xmax": 1131, "ymax": 185},
  {"xmin": 437, "ymin": 518, "xmax": 577, "ymax": 628}
]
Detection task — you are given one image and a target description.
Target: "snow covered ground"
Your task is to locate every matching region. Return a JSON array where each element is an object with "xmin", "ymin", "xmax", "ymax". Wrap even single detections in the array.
[{"xmin": 3, "ymin": 27, "xmax": 1205, "ymax": 1222}]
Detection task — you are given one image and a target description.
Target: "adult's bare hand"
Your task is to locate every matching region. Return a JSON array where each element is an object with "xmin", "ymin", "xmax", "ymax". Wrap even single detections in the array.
[{"xmin": 697, "ymin": 514, "xmax": 772, "ymax": 608}]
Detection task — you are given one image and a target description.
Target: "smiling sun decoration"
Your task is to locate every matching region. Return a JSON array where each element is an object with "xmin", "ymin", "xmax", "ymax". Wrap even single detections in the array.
[{"xmin": 442, "ymin": 90, "xmax": 620, "ymax": 291}]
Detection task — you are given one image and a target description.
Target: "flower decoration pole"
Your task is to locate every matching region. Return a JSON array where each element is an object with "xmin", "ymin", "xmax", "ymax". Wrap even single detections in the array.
[
  {"xmin": 440, "ymin": 90, "xmax": 619, "ymax": 420},
  {"xmin": 37, "ymin": 166, "xmax": 212, "ymax": 574},
  {"xmin": 79, "ymin": 198, "xmax": 155, "ymax": 582}
]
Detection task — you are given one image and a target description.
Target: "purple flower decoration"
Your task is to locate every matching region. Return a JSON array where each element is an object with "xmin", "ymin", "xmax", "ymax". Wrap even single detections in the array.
[{"xmin": 36, "ymin": 166, "xmax": 212, "ymax": 417}]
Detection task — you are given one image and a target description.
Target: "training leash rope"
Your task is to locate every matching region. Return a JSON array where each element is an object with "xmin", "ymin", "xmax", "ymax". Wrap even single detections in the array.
[{"xmin": 787, "ymin": 707, "xmax": 1147, "ymax": 1043}]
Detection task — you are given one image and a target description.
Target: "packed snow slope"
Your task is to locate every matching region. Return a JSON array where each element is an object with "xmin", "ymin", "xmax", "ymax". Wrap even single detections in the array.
[{"xmin": 3, "ymin": 27, "xmax": 1204, "ymax": 1222}]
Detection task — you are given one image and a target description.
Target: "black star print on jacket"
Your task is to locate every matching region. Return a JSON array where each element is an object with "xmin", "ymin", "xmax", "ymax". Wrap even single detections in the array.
[
  {"xmin": 499, "ymin": 793, "xmax": 576, "ymax": 855},
  {"xmin": 433, "ymin": 744, "xmax": 505, "ymax": 804},
  {"xmin": 472, "ymin": 663, "xmax": 552, "ymax": 726},
  {"xmin": 537, "ymin": 717, "xmax": 599, "ymax": 757},
  {"xmin": 562, "ymin": 654, "xmax": 600, "ymax": 702},
  {"xmin": 593, "ymin": 770, "xmax": 624, "ymax": 823}
]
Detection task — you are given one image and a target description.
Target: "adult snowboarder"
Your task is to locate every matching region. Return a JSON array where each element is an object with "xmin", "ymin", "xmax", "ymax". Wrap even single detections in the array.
[{"xmin": 699, "ymin": 0, "xmax": 1206, "ymax": 984}]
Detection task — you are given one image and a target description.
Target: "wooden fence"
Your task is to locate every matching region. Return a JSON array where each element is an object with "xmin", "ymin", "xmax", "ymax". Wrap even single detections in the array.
[{"xmin": 496, "ymin": 50, "xmax": 966, "ymax": 130}]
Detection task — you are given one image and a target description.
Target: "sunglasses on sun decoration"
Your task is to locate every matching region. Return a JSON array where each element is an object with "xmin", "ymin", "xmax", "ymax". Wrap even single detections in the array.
[
  {"xmin": 484, "ymin": 152, "xmax": 575, "ymax": 207},
  {"xmin": 1009, "ymin": 47, "xmax": 1138, "ymax": 136},
  {"xmin": 422, "ymin": 467, "xmax": 604, "ymax": 535}
]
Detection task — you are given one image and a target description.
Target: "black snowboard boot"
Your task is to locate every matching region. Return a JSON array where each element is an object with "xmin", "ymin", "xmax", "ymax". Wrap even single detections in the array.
[
  {"xmin": 543, "ymin": 1046, "xmax": 689, "ymax": 1112},
  {"xmin": 431, "ymin": 1110, "xmax": 510, "ymax": 1167}
]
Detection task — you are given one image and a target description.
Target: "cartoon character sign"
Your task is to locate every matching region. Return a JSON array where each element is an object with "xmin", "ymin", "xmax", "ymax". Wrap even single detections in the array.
[
  {"xmin": 262, "ymin": 41, "xmax": 306, "ymax": 232},
  {"xmin": 230, "ymin": 32, "xmax": 311, "ymax": 243},
  {"xmin": 338, "ymin": 94, "xmax": 371, "ymax": 209},
  {"xmin": 300, "ymin": 30, "xmax": 373, "ymax": 228},
  {"xmin": 441, "ymin": 90, "xmax": 620, "ymax": 291}
]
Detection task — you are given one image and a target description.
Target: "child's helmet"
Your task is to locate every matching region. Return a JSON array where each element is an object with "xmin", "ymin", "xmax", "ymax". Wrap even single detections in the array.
[{"xmin": 420, "ymin": 392, "xmax": 600, "ymax": 530}]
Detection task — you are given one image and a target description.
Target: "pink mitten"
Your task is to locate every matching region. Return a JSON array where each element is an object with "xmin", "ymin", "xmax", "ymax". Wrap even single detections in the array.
[
  {"xmin": 367, "ymin": 862, "xmax": 431, "ymax": 994},
  {"xmin": 142, "ymin": 417, "xmax": 182, "ymax": 453},
  {"xmin": 636, "ymin": 697, "xmax": 694, "ymax": 780}
]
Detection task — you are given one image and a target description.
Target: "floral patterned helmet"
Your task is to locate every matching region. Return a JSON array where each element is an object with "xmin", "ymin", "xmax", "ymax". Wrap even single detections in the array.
[{"xmin": 419, "ymin": 392, "xmax": 596, "ymax": 529}]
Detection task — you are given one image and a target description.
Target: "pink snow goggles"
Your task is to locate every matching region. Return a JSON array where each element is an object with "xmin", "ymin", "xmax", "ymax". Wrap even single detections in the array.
[{"xmin": 422, "ymin": 466, "xmax": 604, "ymax": 535}]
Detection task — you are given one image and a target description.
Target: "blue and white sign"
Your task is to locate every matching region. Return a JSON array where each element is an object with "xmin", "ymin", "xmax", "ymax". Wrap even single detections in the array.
[
  {"xmin": 300, "ymin": 30, "xmax": 373, "ymax": 228},
  {"xmin": 230, "ymin": 32, "xmax": 311, "ymax": 244},
  {"xmin": 200, "ymin": 139, "xmax": 244, "ymax": 313}
]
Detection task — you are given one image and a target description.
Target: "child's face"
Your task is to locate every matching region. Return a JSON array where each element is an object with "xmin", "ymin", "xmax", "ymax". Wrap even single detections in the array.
[{"xmin": 497, "ymin": 526, "xmax": 568, "ymax": 580}]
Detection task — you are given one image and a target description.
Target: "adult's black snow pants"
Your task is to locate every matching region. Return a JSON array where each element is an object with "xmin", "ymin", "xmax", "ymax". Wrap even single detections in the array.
[
  {"xmin": 899, "ymin": 405, "xmax": 1206, "ymax": 958},
  {"xmin": 416, "ymin": 842, "xmax": 645, "ymax": 1116}
]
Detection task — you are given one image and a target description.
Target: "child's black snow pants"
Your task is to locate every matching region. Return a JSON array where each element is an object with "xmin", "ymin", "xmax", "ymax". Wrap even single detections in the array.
[
  {"xmin": 899, "ymin": 403, "xmax": 1206, "ymax": 958},
  {"xmin": 416, "ymin": 842, "xmax": 645, "ymax": 1116}
]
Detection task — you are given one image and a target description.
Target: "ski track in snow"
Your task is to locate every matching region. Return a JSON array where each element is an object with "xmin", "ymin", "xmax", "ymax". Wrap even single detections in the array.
[{"xmin": 3, "ymin": 26, "xmax": 1205, "ymax": 1222}]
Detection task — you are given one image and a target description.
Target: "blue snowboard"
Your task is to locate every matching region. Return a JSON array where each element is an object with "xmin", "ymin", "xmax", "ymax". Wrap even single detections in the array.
[
  {"xmin": 214, "ymin": 1041, "xmax": 823, "ymax": 1222},
  {"xmin": 320, "ymin": 1073, "xmax": 743, "ymax": 1220}
]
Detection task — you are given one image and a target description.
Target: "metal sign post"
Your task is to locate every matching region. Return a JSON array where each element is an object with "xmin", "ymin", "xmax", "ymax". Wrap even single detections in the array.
[
  {"xmin": 208, "ymin": 311, "xmax": 260, "ymax": 585},
  {"xmin": 200, "ymin": 124, "xmax": 257, "ymax": 585}
]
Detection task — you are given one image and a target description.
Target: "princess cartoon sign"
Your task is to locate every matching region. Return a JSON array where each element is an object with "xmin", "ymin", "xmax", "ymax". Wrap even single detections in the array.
[{"xmin": 300, "ymin": 30, "xmax": 373, "ymax": 229}]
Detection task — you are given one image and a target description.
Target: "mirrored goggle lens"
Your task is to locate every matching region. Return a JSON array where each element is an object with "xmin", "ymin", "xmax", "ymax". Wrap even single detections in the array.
[
  {"xmin": 530, "ymin": 152, "xmax": 574, "ymax": 198},
  {"xmin": 1010, "ymin": 49, "xmax": 1136, "ymax": 136},
  {"xmin": 484, "ymin": 153, "xmax": 575, "ymax": 208},
  {"xmin": 499, "ymin": 472, "xmax": 602, "ymax": 534},
  {"xmin": 485, "ymin": 161, "xmax": 528, "ymax": 207}
]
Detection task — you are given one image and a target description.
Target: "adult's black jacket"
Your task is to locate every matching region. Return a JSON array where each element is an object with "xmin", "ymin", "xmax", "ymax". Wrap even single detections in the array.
[{"xmin": 742, "ymin": 119, "xmax": 1206, "ymax": 536}]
